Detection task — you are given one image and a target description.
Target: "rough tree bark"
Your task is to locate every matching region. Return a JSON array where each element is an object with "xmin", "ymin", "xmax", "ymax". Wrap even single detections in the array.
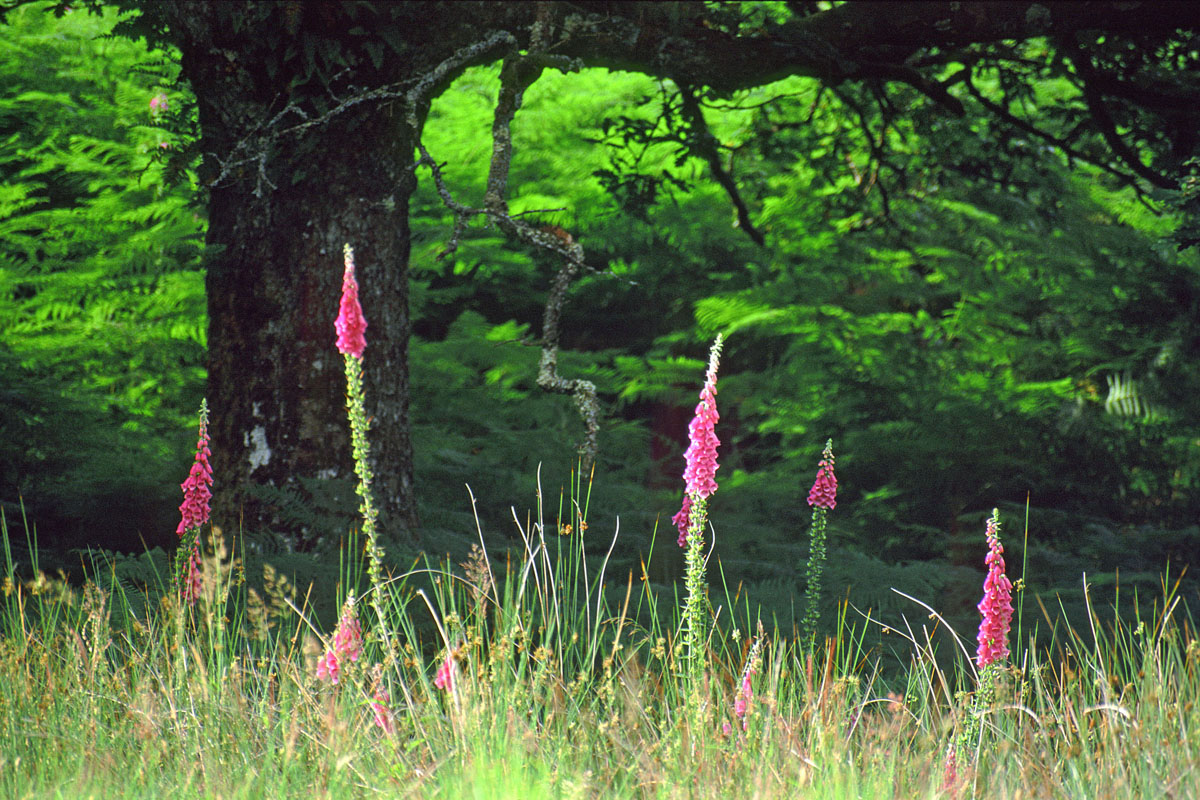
[
  {"xmin": 154, "ymin": 2, "xmax": 469, "ymax": 543},
  {"xmin": 199, "ymin": 111, "xmax": 421, "ymax": 542}
]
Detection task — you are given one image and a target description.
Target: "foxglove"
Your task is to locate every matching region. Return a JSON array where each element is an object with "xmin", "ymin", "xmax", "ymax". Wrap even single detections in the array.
[
  {"xmin": 434, "ymin": 654, "xmax": 456, "ymax": 696},
  {"xmin": 675, "ymin": 336, "xmax": 722, "ymax": 547},
  {"xmin": 176, "ymin": 400, "xmax": 211, "ymax": 605},
  {"xmin": 976, "ymin": 509, "xmax": 1013, "ymax": 668},
  {"xmin": 316, "ymin": 595, "xmax": 363, "ymax": 685},
  {"xmin": 335, "ymin": 245, "xmax": 367, "ymax": 358},
  {"xmin": 802, "ymin": 439, "xmax": 836, "ymax": 649}
]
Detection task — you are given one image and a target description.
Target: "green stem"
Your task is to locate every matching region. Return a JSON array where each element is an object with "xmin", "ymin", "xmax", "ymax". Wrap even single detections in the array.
[
  {"xmin": 802, "ymin": 507, "xmax": 828, "ymax": 653},
  {"xmin": 682, "ymin": 492, "xmax": 709, "ymax": 704},
  {"xmin": 344, "ymin": 353, "xmax": 391, "ymax": 656}
]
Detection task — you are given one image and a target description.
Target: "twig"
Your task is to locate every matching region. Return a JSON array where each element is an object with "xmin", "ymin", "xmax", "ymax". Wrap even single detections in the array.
[{"xmin": 679, "ymin": 86, "xmax": 765, "ymax": 245}]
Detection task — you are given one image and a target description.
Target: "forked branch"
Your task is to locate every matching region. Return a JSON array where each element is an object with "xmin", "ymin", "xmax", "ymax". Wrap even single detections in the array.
[{"xmin": 412, "ymin": 34, "xmax": 600, "ymax": 470}]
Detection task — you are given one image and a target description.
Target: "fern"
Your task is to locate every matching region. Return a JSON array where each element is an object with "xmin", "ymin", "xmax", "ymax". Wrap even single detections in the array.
[{"xmin": 1104, "ymin": 371, "xmax": 1166, "ymax": 423}]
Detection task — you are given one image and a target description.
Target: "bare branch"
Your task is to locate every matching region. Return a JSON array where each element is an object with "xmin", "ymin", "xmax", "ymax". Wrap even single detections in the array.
[
  {"xmin": 483, "ymin": 54, "xmax": 599, "ymax": 469},
  {"xmin": 406, "ymin": 30, "xmax": 518, "ymax": 111},
  {"xmin": 1065, "ymin": 46, "xmax": 1176, "ymax": 191},
  {"xmin": 963, "ymin": 75, "xmax": 1156, "ymax": 204},
  {"xmin": 679, "ymin": 87, "xmax": 766, "ymax": 246},
  {"xmin": 413, "ymin": 40, "xmax": 600, "ymax": 469},
  {"xmin": 200, "ymin": 30, "xmax": 519, "ymax": 196}
]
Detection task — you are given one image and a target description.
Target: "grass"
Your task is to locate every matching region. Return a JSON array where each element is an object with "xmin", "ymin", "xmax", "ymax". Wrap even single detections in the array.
[{"xmin": 1, "ymin": 484, "xmax": 1198, "ymax": 800}]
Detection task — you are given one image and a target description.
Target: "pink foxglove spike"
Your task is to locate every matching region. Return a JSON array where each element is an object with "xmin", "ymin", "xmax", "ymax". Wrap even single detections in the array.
[
  {"xmin": 335, "ymin": 244, "xmax": 367, "ymax": 358},
  {"xmin": 975, "ymin": 511, "xmax": 1013, "ymax": 668},
  {"xmin": 807, "ymin": 439, "xmax": 837, "ymax": 510}
]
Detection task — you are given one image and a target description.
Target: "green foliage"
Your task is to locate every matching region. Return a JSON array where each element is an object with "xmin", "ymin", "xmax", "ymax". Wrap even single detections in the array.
[
  {"xmin": 3, "ymin": 8, "xmax": 1198, "ymax": 637},
  {"xmin": 0, "ymin": 3, "xmax": 205, "ymax": 546},
  {"xmin": 408, "ymin": 61, "xmax": 1200, "ymax": 630},
  {"xmin": 410, "ymin": 311, "xmax": 656, "ymax": 555}
]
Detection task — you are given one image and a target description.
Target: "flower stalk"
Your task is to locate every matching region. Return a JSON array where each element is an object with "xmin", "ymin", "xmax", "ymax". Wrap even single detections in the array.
[
  {"xmin": 802, "ymin": 439, "xmax": 837, "ymax": 652},
  {"xmin": 951, "ymin": 508, "xmax": 1013, "ymax": 783},
  {"xmin": 674, "ymin": 335, "xmax": 723, "ymax": 702},
  {"xmin": 315, "ymin": 593, "xmax": 364, "ymax": 685},
  {"xmin": 337, "ymin": 244, "xmax": 391, "ymax": 654},
  {"xmin": 175, "ymin": 398, "xmax": 211, "ymax": 607},
  {"xmin": 733, "ymin": 625, "xmax": 764, "ymax": 732}
]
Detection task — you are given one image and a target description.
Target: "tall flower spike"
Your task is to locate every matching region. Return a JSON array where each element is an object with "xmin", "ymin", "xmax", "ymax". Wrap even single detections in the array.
[
  {"xmin": 942, "ymin": 743, "xmax": 959, "ymax": 797},
  {"xmin": 434, "ymin": 654, "xmax": 457, "ymax": 695},
  {"xmin": 675, "ymin": 334, "xmax": 723, "ymax": 546},
  {"xmin": 976, "ymin": 509, "xmax": 1014, "ymax": 668},
  {"xmin": 370, "ymin": 668, "xmax": 394, "ymax": 734},
  {"xmin": 177, "ymin": 399, "xmax": 212, "ymax": 537},
  {"xmin": 182, "ymin": 544, "xmax": 203, "ymax": 605},
  {"xmin": 807, "ymin": 439, "xmax": 837, "ymax": 510},
  {"xmin": 335, "ymin": 244, "xmax": 367, "ymax": 358},
  {"xmin": 802, "ymin": 438, "xmax": 836, "ymax": 650},
  {"xmin": 683, "ymin": 335, "xmax": 722, "ymax": 500},
  {"xmin": 734, "ymin": 670, "xmax": 752, "ymax": 721}
]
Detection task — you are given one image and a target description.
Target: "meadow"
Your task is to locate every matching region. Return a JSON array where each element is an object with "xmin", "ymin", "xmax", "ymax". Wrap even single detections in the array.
[
  {"xmin": 3, "ymin": 478, "xmax": 1197, "ymax": 799},
  {"xmin": 2, "ymin": 263, "xmax": 1196, "ymax": 799},
  {"xmin": 3, "ymin": 7, "xmax": 1200, "ymax": 798}
]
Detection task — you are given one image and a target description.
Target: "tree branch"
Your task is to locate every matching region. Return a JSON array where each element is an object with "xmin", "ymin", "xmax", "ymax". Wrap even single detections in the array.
[
  {"xmin": 678, "ymin": 87, "xmax": 766, "ymax": 246},
  {"xmin": 558, "ymin": 2, "xmax": 1200, "ymax": 94},
  {"xmin": 483, "ymin": 54, "xmax": 600, "ymax": 470},
  {"xmin": 1065, "ymin": 45, "xmax": 1177, "ymax": 190},
  {"xmin": 412, "ymin": 30, "xmax": 601, "ymax": 469},
  {"xmin": 963, "ymin": 75, "xmax": 1156, "ymax": 200}
]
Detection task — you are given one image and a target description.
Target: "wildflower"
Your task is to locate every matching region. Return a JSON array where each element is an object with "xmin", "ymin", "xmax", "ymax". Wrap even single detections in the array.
[
  {"xmin": 733, "ymin": 626, "xmax": 763, "ymax": 730},
  {"xmin": 734, "ymin": 669, "xmax": 752, "ymax": 727},
  {"xmin": 176, "ymin": 401, "xmax": 212, "ymax": 537},
  {"xmin": 975, "ymin": 509, "xmax": 1013, "ymax": 669},
  {"xmin": 182, "ymin": 544, "xmax": 202, "ymax": 605},
  {"xmin": 675, "ymin": 335, "xmax": 723, "ymax": 547},
  {"xmin": 942, "ymin": 743, "xmax": 959, "ymax": 797},
  {"xmin": 683, "ymin": 342, "xmax": 722, "ymax": 500},
  {"xmin": 315, "ymin": 650, "xmax": 340, "ymax": 685},
  {"xmin": 316, "ymin": 595, "xmax": 363, "ymax": 685},
  {"xmin": 335, "ymin": 244, "xmax": 367, "ymax": 359},
  {"xmin": 672, "ymin": 494, "xmax": 692, "ymax": 548},
  {"xmin": 370, "ymin": 688, "xmax": 393, "ymax": 734},
  {"xmin": 335, "ymin": 244, "xmax": 392, "ymax": 657},
  {"xmin": 802, "ymin": 439, "xmax": 836, "ymax": 649},
  {"xmin": 806, "ymin": 441, "xmax": 837, "ymax": 510},
  {"xmin": 677, "ymin": 334, "xmax": 724, "ymax": 706},
  {"xmin": 149, "ymin": 93, "xmax": 169, "ymax": 115},
  {"xmin": 176, "ymin": 400, "xmax": 211, "ymax": 605},
  {"xmin": 434, "ymin": 654, "xmax": 456, "ymax": 695},
  {"xmin": 369, "ymin": 666, "xmax": 394, "ymax": 734}
]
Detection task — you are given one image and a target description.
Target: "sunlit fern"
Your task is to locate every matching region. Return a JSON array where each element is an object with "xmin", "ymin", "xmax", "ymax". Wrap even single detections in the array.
[{"xmin": 1104, "ymin": 371, "xmax": 1166, "ymax": 423}]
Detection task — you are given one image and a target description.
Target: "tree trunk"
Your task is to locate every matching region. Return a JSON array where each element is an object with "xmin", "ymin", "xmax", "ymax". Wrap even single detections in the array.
[
  {"xmin": 202, "ymin": 111, "xmax": 420, "ymax": 543},
  {"xmin": 164, "ymin": 1, "xmax": 427, "ymax": 544},
  {"xmin": 158, "ymin": 0, "xmax": 529, "ymax": 547},
  {"xmin": 205, "ymin": 125, "xmax": 419, "ymax": 542}
]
